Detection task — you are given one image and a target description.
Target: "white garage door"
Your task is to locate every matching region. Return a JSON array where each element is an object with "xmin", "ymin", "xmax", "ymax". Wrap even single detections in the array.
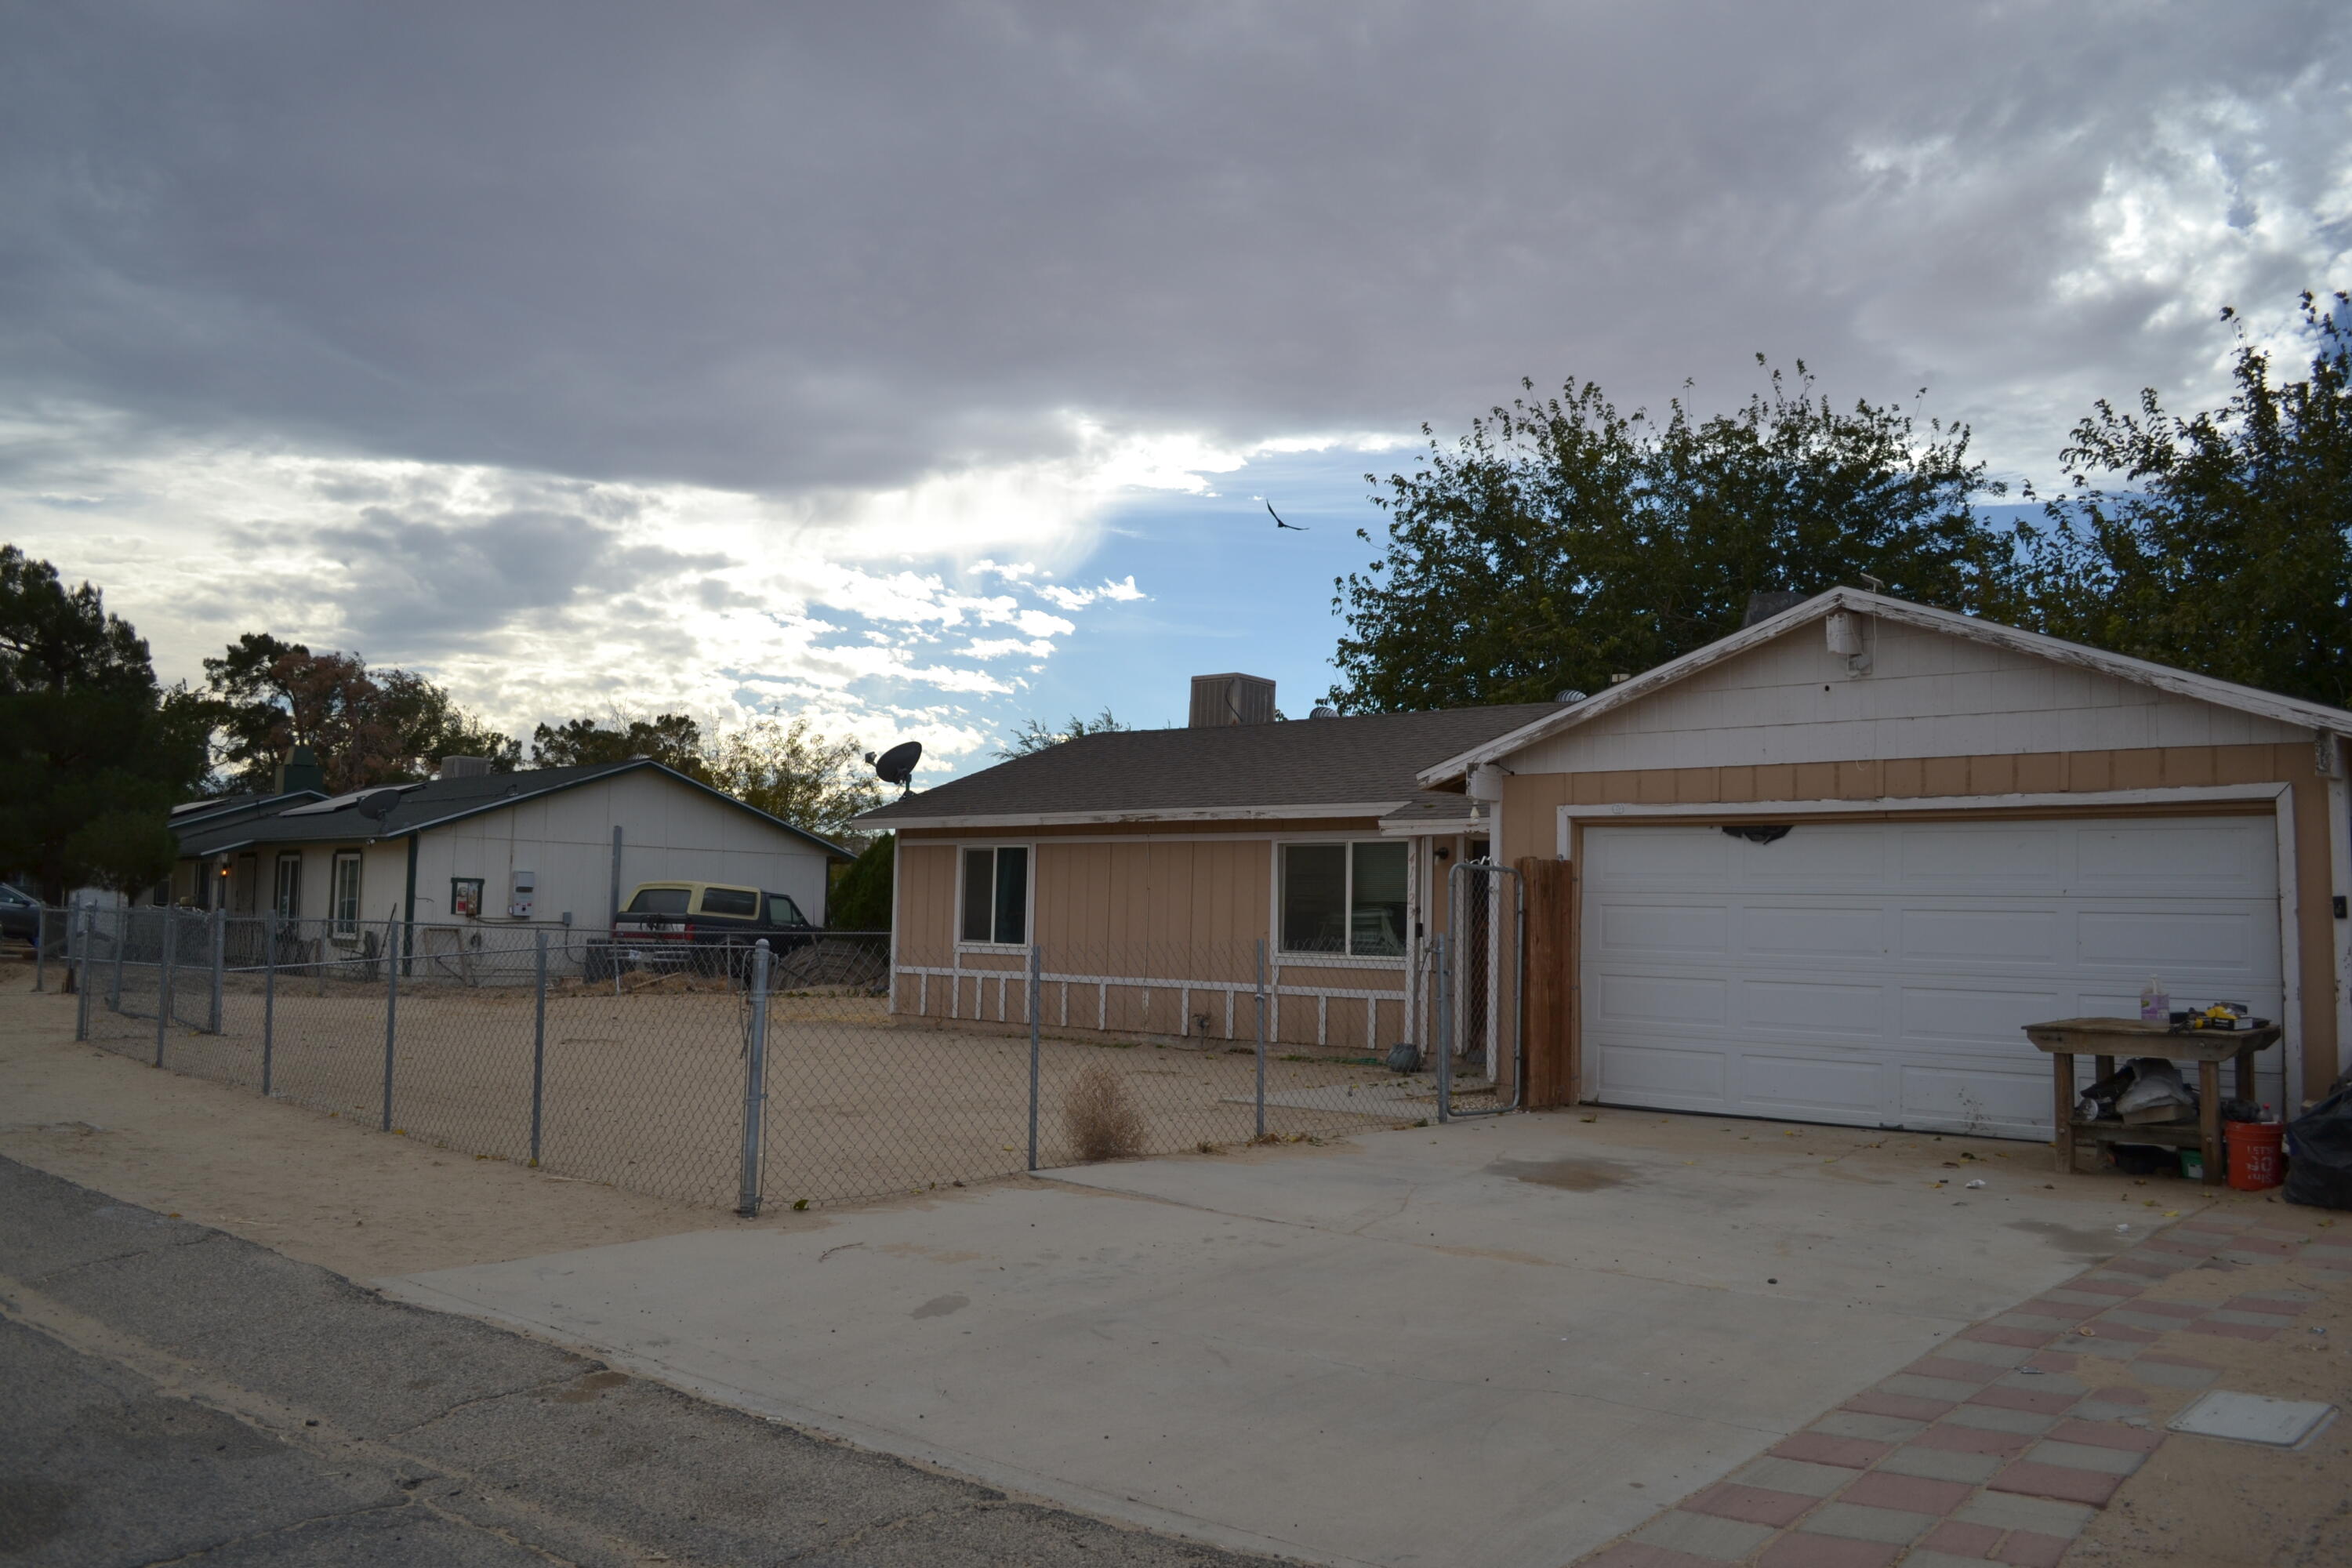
[{"xmin": 1579, "ymin": 816, "xmax": 2284, "ymax": 1139}]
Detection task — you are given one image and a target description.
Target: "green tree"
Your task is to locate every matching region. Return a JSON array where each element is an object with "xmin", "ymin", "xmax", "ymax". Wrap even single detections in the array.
[
  {"xmin": 827, "ymin": 832, "xmax": 895, "ymax": 931},
  {"xmin": 1329, "ymin": 361, "xmax": 2013, "ymax": 710},
  {"xmin": 995, "ymin": 707, "xmax": 1131, "ymax": 758},
  {"xmin": 703, "ymin": 716, "xmax": 882, "ymax": 839},
  {"xmin": 205, "ymin": 633, "xmax": 517, "ymax": 792},
  {"xmin": 0, "ymin": 546, "xmax": 207, "ymax": 900},
  {"xmin": 2014, "ymin": 292, "xmax": 2352, "ymax": 708},
  {"xmin": 528, "ymin": 712, "xmax": 706, "ymax": 774}
]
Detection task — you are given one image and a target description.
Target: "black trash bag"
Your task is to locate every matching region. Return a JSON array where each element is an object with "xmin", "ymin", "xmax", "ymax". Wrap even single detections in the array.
[{"xmin": 2284, "ymin": 1080, "xmax": 2352, "ymax": 1211}]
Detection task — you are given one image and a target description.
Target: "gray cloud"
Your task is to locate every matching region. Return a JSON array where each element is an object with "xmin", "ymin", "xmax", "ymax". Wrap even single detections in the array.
[{"xmin": 5, "ymin": 2, "xmax": 2346, "ymax": 499}]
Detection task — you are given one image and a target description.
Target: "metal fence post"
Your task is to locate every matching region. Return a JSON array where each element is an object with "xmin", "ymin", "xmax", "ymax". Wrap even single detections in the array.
[
  {"xmin": 1026, "ymin": 942, "xmax": 1041, "ymax": 1171},
  {"xmin": 262, "ymin": 915, "xmax": 276, "ymax": 1096},
  {"xmin": 381, "ymin": 916, "xmax": 397, "ymax": 1132},
  {"xmin": 74, "ymin": 910, "xmax": 90, "ymax": 1040},
  {"xmin": 111, "ymin": 908, "xmax": 125, "ymax": 1012},
  {"xmin": 530, "ymin": 929, "xmax": 547, "ymax": 1167},
  {"xmin": 1434, "ymin": 931, "xmax": 1452, "ymax": 1123},
  {"xmin": 209, "ymin": 906, "xmax": 225, "ymax": 1033},
  {"xmin": 33, "ymin": 905, "xmax": 45, "ymax": 993},
  {"xmin": 736, "ymin": 939, "xmax": 771, "ymax": 1215},
  {"xmin": 157, "ymin": 911, "xmax": 176, "ymax": 1066},
  {"xmin": 1254, "ymin": 938, "xmax": 1268, "ymax": 1139}
]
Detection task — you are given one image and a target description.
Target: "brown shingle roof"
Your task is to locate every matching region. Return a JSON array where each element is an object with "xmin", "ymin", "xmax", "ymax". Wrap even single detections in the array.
[{"xmin": 855, "ymin": 704, "xmax": 1562, "ymax": 827}]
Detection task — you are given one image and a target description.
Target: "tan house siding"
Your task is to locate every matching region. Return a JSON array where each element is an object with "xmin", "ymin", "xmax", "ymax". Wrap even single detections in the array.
[
  {"xmin": 1497, "ymin": 739, "xmax": 2339, "ymax": 1109},
  {"xmin": 891, "ymin": 824, "xmax": 1425, "ymax": 1051}
]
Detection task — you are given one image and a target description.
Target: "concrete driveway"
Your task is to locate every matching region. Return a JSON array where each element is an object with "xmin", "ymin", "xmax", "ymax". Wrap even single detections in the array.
[{"xmin": 386, "ymin": 1112, "xmax": 2153, "ymax": 1568}]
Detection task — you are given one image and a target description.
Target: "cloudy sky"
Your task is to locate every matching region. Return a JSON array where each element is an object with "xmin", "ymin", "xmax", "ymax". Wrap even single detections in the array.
[{"xmin": 5, "ymin": 3, "xmax": 2347, "ymax": 781}]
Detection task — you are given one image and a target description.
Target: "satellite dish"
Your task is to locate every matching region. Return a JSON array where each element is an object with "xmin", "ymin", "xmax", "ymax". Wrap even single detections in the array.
[
  {"xmin": 354, "ymin": 789, "xmax": 403, "ymax": 822},
  {"xmin": 866, "ymin": 740, "xmax": 923, "ymax": 793}
]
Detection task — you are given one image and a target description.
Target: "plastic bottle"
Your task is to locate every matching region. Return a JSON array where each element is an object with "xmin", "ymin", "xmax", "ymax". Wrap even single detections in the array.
[{"xmin": 2140, "ymin": 977, "xmax": 2169, "ymax": 1022}]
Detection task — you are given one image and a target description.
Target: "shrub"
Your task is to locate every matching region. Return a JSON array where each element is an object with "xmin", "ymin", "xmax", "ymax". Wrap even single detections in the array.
[{"xmin": 1063, "ymin": 1065, "xmax": 1145, "ymax": 1162}]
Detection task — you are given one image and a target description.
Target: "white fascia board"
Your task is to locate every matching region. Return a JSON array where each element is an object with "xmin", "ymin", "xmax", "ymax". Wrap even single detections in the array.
[
  {"xmin": 869, "ymin": 800, "xmax": 1410, "ymax": 832},
  {"xmin": 1417, "ymin": 586, "xmax": 2352, "ymax": 787}
]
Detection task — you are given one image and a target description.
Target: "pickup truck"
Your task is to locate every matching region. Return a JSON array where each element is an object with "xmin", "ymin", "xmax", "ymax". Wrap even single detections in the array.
[{"xmin": 586, "ymin": 880, "xmax": 817, "ymax": 980}]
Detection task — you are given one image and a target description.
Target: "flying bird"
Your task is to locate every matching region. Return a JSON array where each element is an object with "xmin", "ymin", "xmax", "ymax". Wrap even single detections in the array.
[{"xmin": 1266, "ymin": 502, "xmax": 1308, "ymax": 532}]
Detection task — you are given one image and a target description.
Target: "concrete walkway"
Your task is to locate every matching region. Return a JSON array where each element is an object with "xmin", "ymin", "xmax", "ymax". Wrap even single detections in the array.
[
  {"xmin": 387, "ymin": 1113, "xmax": 2147, "ymax": 1568},
  {"xmin": 0, "ymin": 1156, "xmax": 1265, "ymax": 1568}
]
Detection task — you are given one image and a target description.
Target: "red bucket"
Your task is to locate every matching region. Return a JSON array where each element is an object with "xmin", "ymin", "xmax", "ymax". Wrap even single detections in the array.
[{"xmin": 2226, "ymin": 1120, "xmax": 2284, "ymax": 1192}]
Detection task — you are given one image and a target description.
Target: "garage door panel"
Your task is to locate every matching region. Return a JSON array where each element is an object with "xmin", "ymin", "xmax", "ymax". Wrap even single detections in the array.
[
  {"xmin": 1896, "ymin": 1065, "xmax": 2053, "ymax": 1136},
  {"xmin": 2074, "ymin": 909, "xmax": 2263, "ymax": 971},
  {"xmin": 1592, "ymin": 1043, "xmax": 1725, "ymax": 1105},
  {"xmin": 1738, "ymin": 1052, "xmax": 1884, "ymax": 1116},
  {"xmin": 2074, "ymin": 822, "xmax": 2270, "ymax": 895},
  {"xmin": 1897, "ymin": 826, "xmax": 2071, "ymax": 891},
  {"xmin": 1742, "ymin": 978, "xmax": 1886, "ymax": 1036},
  {"xmin": 1737, "ymin": 905, "xmax": 1886, "ymax": 959},
  {"xmin": 1595, "ymin": 972, "xmax": 1726, "ymax": 1027},
  {"xmin": 1898, "ymin": 908, "xmax": 2063, "ymax": 964},
  {"xmin": 1597, "ymin": 903, "xmax": 1728, "ymax": 958},
  {"xmin": 1898, "ymin": 984, "xmax": 2067, "ymax": 1047},
  {"xmin": 1585, "ymin": 829, "xmax": 1730, "ymax": 887},
  {"xmin": 1580, "ymin": 815, "xmax": 2280, "ymax": 1140},
  {"xmin": 1735, "ymin": 829, "xmax": 1884, "ymax": 887}
]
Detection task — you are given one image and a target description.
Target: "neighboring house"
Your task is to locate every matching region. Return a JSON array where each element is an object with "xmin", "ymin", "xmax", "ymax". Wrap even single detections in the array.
[
  {"xmin": 855, "ymin": 675, "xmax": 1562, "ymax": 1058},
  {"xmin": 163, "ymin": 757, "xmax": 851, "ymax": 967},
  {"xmin": 864, "ymin": 593, "xmax": 2352, "ymax": 1144},
  {"xmin": 1419, "ymin": 586, "xmax": 2352, "ymax": 1137}
]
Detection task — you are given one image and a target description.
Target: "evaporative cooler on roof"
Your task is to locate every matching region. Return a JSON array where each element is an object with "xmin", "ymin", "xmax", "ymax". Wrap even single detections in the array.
[{"xmin": 1189, "ymin": 673, "xmax": 1276, "ymax": 728}]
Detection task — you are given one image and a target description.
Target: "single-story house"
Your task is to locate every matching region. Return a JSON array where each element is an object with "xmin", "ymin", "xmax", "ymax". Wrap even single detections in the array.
[
  {"xmin": 861, "ymin": 591, "xmax": 2352, "ymax": 1141},
  {"xmin": 164, "ymin": 757, "xmax": 851, "ymax": 969},
  {"xmin": 856, "ymin": 677, "xmax": 1558, "ymax": 1058}
]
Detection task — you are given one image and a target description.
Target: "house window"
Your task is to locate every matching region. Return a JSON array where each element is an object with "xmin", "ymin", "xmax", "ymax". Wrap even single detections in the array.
[
  {"xmin": 1281, "ymin": 840, "xmax": 1408, "ymax": 957},
  {"xmin": 274, "ymin": 854, "xmax": 301, "ymax": 919},
  {"xmin": 959, "ymin": 846, "xmax": 1029, "ymax": 945},
  {"xmin": 330, "ymin": 851, "xmax": 362, "ymax": 940}
]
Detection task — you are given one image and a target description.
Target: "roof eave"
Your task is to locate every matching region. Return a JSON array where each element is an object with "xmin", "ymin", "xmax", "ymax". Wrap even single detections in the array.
[
  {"xmin": 1415, "ymin": 586, "xmax": 2352, "ymax": 786},
  {"xmin": 856, "ymin": 800, "xmax": 1414, "ymax": 832}
]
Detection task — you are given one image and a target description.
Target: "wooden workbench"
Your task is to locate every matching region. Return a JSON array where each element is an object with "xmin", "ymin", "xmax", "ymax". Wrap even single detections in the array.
[{"xmin": 2024, "ymin": 1017, "xmax": 2280, "ymax": 1186}]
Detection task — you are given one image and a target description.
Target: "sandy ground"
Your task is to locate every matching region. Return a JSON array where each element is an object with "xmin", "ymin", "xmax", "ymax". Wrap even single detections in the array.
[{"xmin": 71, "ymin": 960, "xmax": 1425, "ymax": 1210}]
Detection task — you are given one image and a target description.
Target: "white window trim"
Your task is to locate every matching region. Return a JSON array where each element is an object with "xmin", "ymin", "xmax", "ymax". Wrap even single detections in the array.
[
  {"xmin": 328, "ymin": 849, "xmax": 364, "ymax": 943},
  {"xmin": 1269, "ymin": 838, "xmax": 1410, "ymax": 964},
  {"xmin": 954, "ymin": 841, "xmax": 1036, "ymax": 951},
  {"xmin": 273, "ymin": 851, "xmax": 302, "ymax": 920}
]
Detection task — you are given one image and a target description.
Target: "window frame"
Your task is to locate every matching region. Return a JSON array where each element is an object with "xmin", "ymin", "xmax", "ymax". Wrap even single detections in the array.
[
  {"xmin": 328, "ymin": 850, "xmax": 363, "ymax": 942},
  {"xmin": 954, "ymin": 843, "xmax": 1034, "ymax": 949},
  {"xmin": 1273, "ymin": 837, "xmax": 1410, "ymax": 963}
]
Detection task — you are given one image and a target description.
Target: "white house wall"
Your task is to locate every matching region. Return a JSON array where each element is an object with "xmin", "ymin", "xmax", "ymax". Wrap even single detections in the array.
[
  {"xmin": 1504, "ymin": 618, "xmax": 2308, "ymax": 776},
  {"xmin": 411, "ymin": 771, "xmax": 831, "ymax": 933}
]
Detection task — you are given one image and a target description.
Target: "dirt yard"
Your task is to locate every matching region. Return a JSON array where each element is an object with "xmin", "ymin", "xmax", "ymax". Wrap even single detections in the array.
[{"xmin": 71, "ymin": 967, "xmax": 1434, "ymax": 1210}]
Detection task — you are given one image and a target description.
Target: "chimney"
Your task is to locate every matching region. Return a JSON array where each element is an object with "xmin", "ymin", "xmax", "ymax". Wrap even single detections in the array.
[
  {"xmin": 437, "ymin": 756, "xmax": 492, "ymax": 779},
  {"xmin": 1189, "ymin": 673, "xmax": 1276, "ymax": 728},
  {"xmin": 274, "ymin": 745, "xmax": 325, "ymax": 796}
]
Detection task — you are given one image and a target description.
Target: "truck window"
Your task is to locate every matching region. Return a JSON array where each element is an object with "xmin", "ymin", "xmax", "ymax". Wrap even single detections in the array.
[
  {"xmin": 626, "ymin": 887, "xmax": 691, "ymax": 915},
  {"xmin": 765, "ymin": 894, "xmax": 805, "ymax": 926},
  {"xmin": 698, "ymin": 887, "xmax": 759, "ymax": 918}
]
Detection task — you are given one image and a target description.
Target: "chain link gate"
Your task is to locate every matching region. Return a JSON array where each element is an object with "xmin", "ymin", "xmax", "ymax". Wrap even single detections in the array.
[{"xmin": 1436, "ymin": 858, "xmax": 1523, "ymax": 1120}]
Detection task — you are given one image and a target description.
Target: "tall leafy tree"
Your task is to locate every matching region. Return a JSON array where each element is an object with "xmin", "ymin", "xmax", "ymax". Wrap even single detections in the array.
[
  {"xmin": 205, "ymin": 633, "xmax": 518, "ymax": 791},
  {"xmin": 2014, "ymin": 292, "xmax": 2352, "ymax": 708},
  {"xmin": 528, "ymin": 712, "xmax": 706, "ymax": 773},
  {"xmin": 0, "ymin": 546, "xmax": 206, "ymax": 899},
  {"xmin": 1329, "ymin": 362, "xmax": 2012, "ymax": 710},
  {"xmin": 995, "ymin": 707, "xmax": 1132, "ymax": 758},
  {"xmin": 827, "ymin": 832, "xmax": 895, "ymax": 931},
  {"xmin": 704, "ymin": 716, "xmax": 881, "ymax": 839}
]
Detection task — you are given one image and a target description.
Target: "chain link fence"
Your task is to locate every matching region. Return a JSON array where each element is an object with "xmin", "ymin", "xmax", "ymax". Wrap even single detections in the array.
[{"xmin": 45, "ymin": 906, "xmax": 1517, "ymax": 1214}]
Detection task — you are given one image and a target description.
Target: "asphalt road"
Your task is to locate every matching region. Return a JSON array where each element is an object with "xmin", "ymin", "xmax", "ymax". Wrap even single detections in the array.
[{"xmin": 0, "ymin": 1156, "xmax": 1276, "ymax": 1567}]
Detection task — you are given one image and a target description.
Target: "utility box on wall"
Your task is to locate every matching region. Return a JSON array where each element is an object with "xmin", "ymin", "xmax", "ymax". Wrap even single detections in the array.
[{"xmin": 508, "ymin": 869, "xmax": 536, "ymax": 920}]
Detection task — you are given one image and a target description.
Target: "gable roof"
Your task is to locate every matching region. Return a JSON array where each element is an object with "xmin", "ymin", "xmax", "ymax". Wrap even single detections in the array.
[
  {"xmin": 855, "ymin": 702, "xmax": 1563, "ymax": 831},
  {"xmin": 168, "ymin": 789, "xmax": 326, "ymax": 830},
  {"xmin": 1418, "ymin": 586, "xmax": 2352, "ymax": 786},
  {"xmin": 172, "ymin": 760, "xmax": 852, "ymax": 859}
]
